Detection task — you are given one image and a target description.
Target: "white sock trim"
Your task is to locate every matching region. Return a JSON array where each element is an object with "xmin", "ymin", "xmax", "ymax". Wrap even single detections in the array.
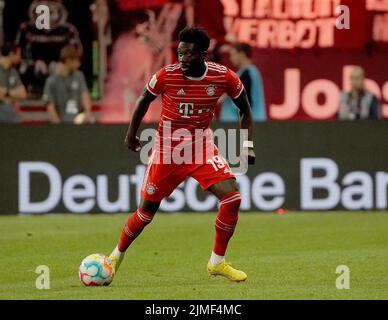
[
  {"xmin": 210, "ymin": 251, "xmax": 225, "ymax": 266},
  {"xmin": 112, "ymin": 245, "xmax": 125, "ymax": 258}
]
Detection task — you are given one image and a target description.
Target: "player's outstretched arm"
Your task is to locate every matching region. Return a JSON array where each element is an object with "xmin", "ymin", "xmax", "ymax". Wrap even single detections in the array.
[
  {"xmin": 125, "ymin": 87, "xmax": 157, "ymax": 152},
  {"xmin": 233, "ymin": 89, "xmax": 256, "ymax": 165}
]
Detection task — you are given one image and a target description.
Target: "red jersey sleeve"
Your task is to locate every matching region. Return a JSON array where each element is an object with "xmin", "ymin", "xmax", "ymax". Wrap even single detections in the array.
[
  {"xmin": 146, "ymin": 67, "xmax": 167, "ymax": 96},
  {"xmin": 225, "ymin": 68, "xmax": 244, "ymax": 99}
]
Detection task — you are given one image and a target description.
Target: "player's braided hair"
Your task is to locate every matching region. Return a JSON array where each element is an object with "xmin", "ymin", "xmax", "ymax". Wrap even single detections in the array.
[{"xmin": 178, "ymin": 27, "xmax": 210, "ymax": 53}]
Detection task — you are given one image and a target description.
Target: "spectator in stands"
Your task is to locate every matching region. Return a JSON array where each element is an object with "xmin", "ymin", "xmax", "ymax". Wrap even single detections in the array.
[
  {"xmin": 43, "ymin": 45, "xmax": 93, "ymax": 124},
  {"xmin": 0, "ymin": 43, "xmax": 27, "ymax": 123},
  {"xmin": 338, "ymin": 66, "xmax": 381, "ymax": 120},
  {"xmin": 220, "ymin": 42, "xmax": 266, "ymax": 122},
  {"xmin": 16, "ymin": 0, "xmax": 83, "ymax": 99}
]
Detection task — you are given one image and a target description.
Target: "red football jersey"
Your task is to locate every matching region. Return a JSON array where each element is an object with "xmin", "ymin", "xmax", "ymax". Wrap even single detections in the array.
[
  {"xmin": 147, "ymin": 62, "xmax": 243, "ymax": 130},
  {"xmin": 146, "ymin": 62, "xmax": 244, "ymax": 154}
]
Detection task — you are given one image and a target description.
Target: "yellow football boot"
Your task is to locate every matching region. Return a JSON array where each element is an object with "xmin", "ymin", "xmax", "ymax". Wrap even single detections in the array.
[
  {"xmin": 207, "ymin": 261, "xmax": 247, "ymax": 282},
  {"xmin": 108, "ymin": 253, "xmax": 123, "ymax": 273}
]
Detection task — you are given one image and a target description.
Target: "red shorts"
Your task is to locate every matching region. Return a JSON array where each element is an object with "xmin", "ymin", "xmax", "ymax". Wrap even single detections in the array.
[{"xmin": 140, "ymin": 144, "xmax": 235, "ymax": 202}]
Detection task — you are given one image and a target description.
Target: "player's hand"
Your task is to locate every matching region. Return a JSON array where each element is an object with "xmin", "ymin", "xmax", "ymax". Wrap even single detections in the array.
[
  {"xmin": 248, "ymin": 147, "xmax": 255, "ymax": 165},
  {"xmin": 125, "ymin": 135, "xmax": 142, "ymax": 152}
]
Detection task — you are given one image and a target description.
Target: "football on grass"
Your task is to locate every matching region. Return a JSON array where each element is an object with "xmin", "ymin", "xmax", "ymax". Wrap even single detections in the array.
[{"xmin": 79, "ymin": 253, "xmax": 115, "ymax": 286}]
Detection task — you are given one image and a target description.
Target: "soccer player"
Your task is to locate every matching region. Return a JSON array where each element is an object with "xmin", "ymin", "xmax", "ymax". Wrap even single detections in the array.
[{"xmin": 108, "ymin": 27, "xmax": 255, "ymax": 282}]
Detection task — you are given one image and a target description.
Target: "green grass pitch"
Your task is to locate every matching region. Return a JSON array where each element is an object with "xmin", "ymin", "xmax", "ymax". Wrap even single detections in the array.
[{"xmin": 1, "ymin": 212, "xmax": 388, "ymax": 300}]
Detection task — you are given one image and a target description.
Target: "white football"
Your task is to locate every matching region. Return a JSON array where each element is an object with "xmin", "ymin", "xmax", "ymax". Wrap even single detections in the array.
[{"xmin": 79, "ymin": 253, "xmax": 115, "ymax": 286}]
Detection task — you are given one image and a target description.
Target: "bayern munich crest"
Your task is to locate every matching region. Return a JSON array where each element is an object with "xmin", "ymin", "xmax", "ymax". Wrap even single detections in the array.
[
  {"xmin": 206, "ymin": 85, "xmax": 216, "ymax": 96},
  {"xmin": 146, "ymin": 183, "xmax": 157, "ymax": 195}
]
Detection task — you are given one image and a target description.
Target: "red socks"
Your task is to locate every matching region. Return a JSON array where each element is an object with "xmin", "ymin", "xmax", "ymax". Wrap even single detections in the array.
[
  {"xmin": 117, "ymin": 191, "xmax": 241, "ymax": 256},
  {"xmin": 117, "ymin": 208, "xmax": 155, "ymax": 252},
  {"xmin": 213, "ymin": 191, "xmax": 241, "ymax": 256}
]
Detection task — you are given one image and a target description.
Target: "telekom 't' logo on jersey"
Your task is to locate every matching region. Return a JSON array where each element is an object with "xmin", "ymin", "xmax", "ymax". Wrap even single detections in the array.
[{"xmin": 178, "ymin": 102, "xmax": 194, "ymax": 118}]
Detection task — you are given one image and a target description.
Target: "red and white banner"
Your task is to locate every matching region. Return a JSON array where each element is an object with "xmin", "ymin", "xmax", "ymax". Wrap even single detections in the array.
[
  {"xmin": 101, "ymin": 0, "xmax": 388, "ymax": 122},
  {"xmin": 222, "ymin": 0, "xmax": 388, "ymax": 120}
]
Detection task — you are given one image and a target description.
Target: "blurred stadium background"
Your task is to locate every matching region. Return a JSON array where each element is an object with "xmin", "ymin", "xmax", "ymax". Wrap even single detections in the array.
[{"xmin": 0, "ymin": 0, "xmax": 387, "ymax": 214}]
